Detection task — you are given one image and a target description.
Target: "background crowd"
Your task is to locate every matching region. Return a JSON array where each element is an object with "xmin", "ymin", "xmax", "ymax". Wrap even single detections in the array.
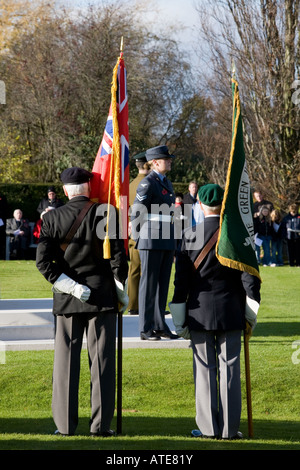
[
  {"xmin": 0, "ymin": 187, "xmax": 64, "ymax": 260},
  {"xmin": 0, "ymin": 182, "xmax": 299, "ymax": 266}
]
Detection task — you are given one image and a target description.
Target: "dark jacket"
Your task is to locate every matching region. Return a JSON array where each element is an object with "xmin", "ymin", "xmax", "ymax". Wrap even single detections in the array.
[
  {"xmin": 254, "ymin": 216, "xmax": 274, "ymax": 237},
  {"xmin": 36, "ymin": 196, "xmax": 128, "ymax": 315},
  {"xmin": 37, "ymin": 197, "xmax": 64, "ymax": 215},
  {"xmin": 6, "ymin": 217, "xmax": 30, "ymax": 242},
  {"xmin": 172, "ymin": 216, "xmax": 261, "ymax": 331},
  {"xmin": 281, "ymin": 213, "xmax": 300, "ymax": 240},
  {"xmin": 130, "ymin": 170, "xmax": 176, "ymax": 251}
]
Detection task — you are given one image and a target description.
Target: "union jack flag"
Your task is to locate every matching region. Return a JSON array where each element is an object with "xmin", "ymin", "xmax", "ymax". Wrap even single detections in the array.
[{"xmin": 90, "ymin": 52, "xmax": 129, "ymax": 252}]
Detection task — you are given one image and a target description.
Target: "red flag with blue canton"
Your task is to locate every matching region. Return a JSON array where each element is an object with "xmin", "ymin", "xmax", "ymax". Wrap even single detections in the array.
[{"xmin": 90, "ymin": 52, "xmax": 129, "ymax": 254}]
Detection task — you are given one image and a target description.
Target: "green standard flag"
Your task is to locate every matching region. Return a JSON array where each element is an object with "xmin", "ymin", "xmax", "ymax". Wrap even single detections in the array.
[{"xmin": 216, "ymin": 78, "xmax": 261, "ymax": 281}]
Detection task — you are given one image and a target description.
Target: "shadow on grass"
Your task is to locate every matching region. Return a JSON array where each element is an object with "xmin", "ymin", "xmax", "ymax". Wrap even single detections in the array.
[
  {"xmin": 252, "ymin": 322, "xmax": 300, "ymax": 338},
  {"xmin": 0, "ymin": 416, "xmax": 299, "ymax": 451}
]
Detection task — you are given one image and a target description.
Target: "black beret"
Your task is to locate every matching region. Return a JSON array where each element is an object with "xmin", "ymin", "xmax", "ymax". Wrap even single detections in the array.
[
  {"xmin": 145, "ymin": 145, "xmax": 175, "ymax": 161},
  {"xmin": 47, "ymin": 186, "xmax": 55, "ymax": 193},
  {"xmin": 198, "ymin": 184, "xmax": 224, "ymax": 206},
  {"xmin": 60, "ymin": 167, "xmax": 92, "ymax": 185},
  {"xmin": 133, "ymin": 151, "xmax": 147, "ymax": 162}
]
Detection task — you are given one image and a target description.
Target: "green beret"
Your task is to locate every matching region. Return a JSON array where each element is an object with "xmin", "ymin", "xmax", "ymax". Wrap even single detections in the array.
[
  {"xmin": 198, "ymin": 184, "xmax": 224, "ymax": 206},
  {"xmin": 132, "ymin": 151, "xmax": 147, "ymax": 162}
]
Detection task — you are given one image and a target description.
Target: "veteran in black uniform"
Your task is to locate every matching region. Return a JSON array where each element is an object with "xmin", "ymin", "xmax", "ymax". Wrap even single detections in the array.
[
  {"xmin": 131, "ymin": 145, "xmax": 178, "ymax": 340},
  {"xmin": 36, "ymin": 167, "xmax": 128, "ymax": 436},
  {"xmin": 170, "ymin": 184, "xmax": 261, "ymax": 439}
]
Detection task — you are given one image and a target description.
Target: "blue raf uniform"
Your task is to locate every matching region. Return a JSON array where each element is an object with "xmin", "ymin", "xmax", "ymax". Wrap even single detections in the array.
[{"xmin": 131, "ymin": 145, "xmax": 178, "ymax": 340}]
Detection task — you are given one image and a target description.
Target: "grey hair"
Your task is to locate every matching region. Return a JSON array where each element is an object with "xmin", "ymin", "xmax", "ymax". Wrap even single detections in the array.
[
  {"xmin": 64, "ymin": 182, "xmax": 89, "ymax": 198},
  {"xmin": 201, "ymin": 203, "xmax": 222, "ymax": 214}
]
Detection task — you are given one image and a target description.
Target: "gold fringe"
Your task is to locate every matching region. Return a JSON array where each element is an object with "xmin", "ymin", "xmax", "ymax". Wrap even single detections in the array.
[
  {"xmin": 216, "ymin": 79, "xmax": 261, "ymax": 282},
  {"xmin": 103, "ymin": 54, "xmax": 122, "ymax": 259},
  {"xmin": 217, "ymin": 254, "xmax": 261, "ymax": 280}
]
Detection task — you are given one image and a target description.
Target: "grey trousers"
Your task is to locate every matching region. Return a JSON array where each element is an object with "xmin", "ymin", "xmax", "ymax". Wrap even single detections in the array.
[
  {"xmin": 190, "ymin": 329, "xmax": 242, "ymax": 439},
  {"xmin": 52, "ymin": 312, "xmax": 116, "ymax": 435}
]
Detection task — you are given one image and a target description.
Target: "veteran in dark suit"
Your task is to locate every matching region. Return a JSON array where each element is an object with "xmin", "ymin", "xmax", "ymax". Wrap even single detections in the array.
[
  {"xmin": 6, "ymin": 209, "xmax": 31, "ymax": 259},
  {"xmin": 131, "ymin": 145, "xmax": 178, "ymax": 340},
  {"xmin": 170, "ymin": 184, "xmax": 261, "ymax": 439},
  {"xmin": 36, "ymin": 167, "xmax": 128, "ymax": 436}
]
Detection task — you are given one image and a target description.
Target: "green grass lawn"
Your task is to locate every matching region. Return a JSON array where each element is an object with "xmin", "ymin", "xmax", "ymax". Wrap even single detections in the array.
[{"xmin": 0, "ymin": 261, "xmax": 299, "ymax": 451}]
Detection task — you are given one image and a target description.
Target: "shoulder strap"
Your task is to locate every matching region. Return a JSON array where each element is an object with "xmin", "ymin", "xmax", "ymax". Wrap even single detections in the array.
[
  {"xmin": 193, "ymin": 228, "xmax": 219, "ymax": 271},
  {"xmin": 60, "ymin": 200, "xmax": 95, "ymax": 252}
]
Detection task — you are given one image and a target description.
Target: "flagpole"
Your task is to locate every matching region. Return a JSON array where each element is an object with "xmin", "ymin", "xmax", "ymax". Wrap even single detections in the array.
[
  {"xmin": 229, "ymin": 61, "xmax": 254, "ymax": 438},
  {"xmin": 117, "ymin": 302, "xmax": 123, "ymax": 434},
  {"xmin": 231, "ymin": 61, "xmax": 254, "ymax": 437},
  {"xmin": 244, "ymin": 322, "xmax": 254, "ymax": 438},
  {"xmin": 117, "ymin": 36, "xmax": 124, "ymax": 435}
]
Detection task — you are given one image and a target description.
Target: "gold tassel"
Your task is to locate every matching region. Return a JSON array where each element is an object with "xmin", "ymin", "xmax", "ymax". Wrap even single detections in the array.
[{"xmin": 103, "ymin": 235, "xmax": 111, "ymax": 259}]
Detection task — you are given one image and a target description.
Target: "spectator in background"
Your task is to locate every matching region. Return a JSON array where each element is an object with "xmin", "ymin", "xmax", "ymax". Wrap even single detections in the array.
[
  {"xmin": 0, "ymin": 191, "xmax": 9, "ymax": 259},
  {"xmin": 183, "ymin": 181, "xmax": 204, "ymax": 227},
  {"xmin": 253, "ymin": 190, "xmax": 274, "ymax": 218},
  {"xmin": 37, "ymin": 186, "xmax": 64, "ymax": 217},
  {"xmin": 6, "ymin": 209, "xmax": 30, "ymax": 259},
  {"xmin": 33, "ymin": 207, "xmax": 56, "ymax": 242},
  {"xmin": 175, "ymin": 192, "xmax": 184, "ymax": 208},
  {"xmin": 254, "ymin": 205, "xmax": 274, "ymax": 266},
  {"xmin": 270, "ymin": 209, "xmax": 284, "ymax": 266},
  {"xmin": 174, "ymin": 192, "xmax": 186, "ymax": 252},
  {"xmin": 281, "ymin": 203, "xmax": 300, "ymax": 266}
]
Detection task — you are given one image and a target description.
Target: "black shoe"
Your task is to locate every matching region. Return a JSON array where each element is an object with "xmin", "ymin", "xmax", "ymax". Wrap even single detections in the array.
[
  {"xmin": 191, "ymin": 429, "xmax": 219, "ymax": 439},
  {"xmin": 54, "ymin": 430, "xmax": 71, "ymax": 436},
  {"xmin": 223, "ymin": 431, "xmax": 243, "ymax": 440},
  {"xmin": 153, "ymin": 330, "xmax": 179, "ymax": 339},
  {"xmin": 140, "ymin": 332, "xmax": 161, "ymax": 341},
  {"xmin": 90, "ymin": 429, "xmax": 116, "ymax": 437},
  {"xmin": 128, "ymin": 309, "xmax": 138, "ymax": 315}
]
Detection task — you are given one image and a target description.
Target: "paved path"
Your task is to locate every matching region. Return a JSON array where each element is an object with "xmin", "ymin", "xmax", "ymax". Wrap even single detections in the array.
[{"xmin": 0, "ymin": 298, "xmax": 190, "ymax": 350}]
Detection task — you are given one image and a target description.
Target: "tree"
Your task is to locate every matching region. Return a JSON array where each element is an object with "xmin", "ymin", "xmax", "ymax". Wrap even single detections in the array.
[
  {"xmin": 196, "ymin": 0, "xmax": 300, "ymax": 208},
  {"xmin": 0, "ymin": 0, "xmax": 54, "ymax": 52},
  {"xmin": 0, "ymin": 1, "xmax": 203, "ymax": 183}
]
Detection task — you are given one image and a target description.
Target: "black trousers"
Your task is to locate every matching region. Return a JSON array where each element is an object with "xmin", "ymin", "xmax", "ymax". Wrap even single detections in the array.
[
  {"xmin": 138, "ymin": 249, "xmax": 174, "ymax": 335},
  {"xmin": 287, "ymin": 239, "xmax": 300, "ymax": 266}
]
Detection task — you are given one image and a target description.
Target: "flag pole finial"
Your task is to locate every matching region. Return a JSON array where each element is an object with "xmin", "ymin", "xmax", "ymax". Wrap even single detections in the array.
[
  {"xmin": 120, "ymin": 36, "xmax": 124, "ymax": 53},
  {"xmin": 231, "ymin": 58, "xmax": 236, "ymax": 79}
]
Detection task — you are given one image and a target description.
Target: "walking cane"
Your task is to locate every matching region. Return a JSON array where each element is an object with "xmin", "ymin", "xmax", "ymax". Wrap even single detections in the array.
[
  {"xmin": 244, "ymin": 321, "xmax": 253, "ymax": 438},
  {"xmin": 117, "ymin": 308, "xmax": 123, "ymax": 434}
]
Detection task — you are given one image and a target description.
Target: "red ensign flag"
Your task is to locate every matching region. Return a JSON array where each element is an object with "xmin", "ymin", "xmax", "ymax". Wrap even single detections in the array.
[{"xmin": 90, "ymin": 52, "xmax": 129, "ymax": 254}]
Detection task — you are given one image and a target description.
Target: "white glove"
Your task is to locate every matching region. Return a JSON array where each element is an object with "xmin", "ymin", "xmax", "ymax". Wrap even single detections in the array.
[
  {"xmin": 114, "ymin": 278, "xmax": 129, "ymax": 313},
  {"xmin": 52, "ymin": 273, "xmax": 91, "ymax": 303},
  {"xmin": 168, "ymin": 302, "xmax": 190, "ymax": 339},
  {"xmin": 245, "ymin": 296, "xmax": 260, "ymax": 330}
]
